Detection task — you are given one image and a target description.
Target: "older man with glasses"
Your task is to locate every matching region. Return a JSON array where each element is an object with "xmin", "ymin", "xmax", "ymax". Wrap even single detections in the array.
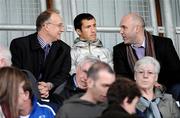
[{"xmin": 10, "ymin": 9, "xmax": 71, "ymax": 103}]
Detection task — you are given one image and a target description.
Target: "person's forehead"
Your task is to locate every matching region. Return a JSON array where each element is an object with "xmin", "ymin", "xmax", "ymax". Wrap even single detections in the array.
[
  {"xmin": 96, "ymin": 70, "xmax": 114, "ymax": 81},
  {"xmin": 82, "ymin": 62, "xmax": 93, "ymax": 70},
  {"xmin": 120, "ymin": 16, "xmax": 132, "ymax": 25},
  {"xmin": 49, "ymin": 13, "xmax": 63, "ymax": 22},
  {"xmin": 81, "ymin": 19, "xmax": 96, "ymax": 25},
  {"xmin": 138, "ymin": 64, "xmax": 155, "ymax": 71}
]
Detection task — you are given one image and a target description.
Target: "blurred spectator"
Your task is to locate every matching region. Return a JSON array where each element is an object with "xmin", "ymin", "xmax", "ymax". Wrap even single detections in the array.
[
  {"xmin": 98, "ymin": 78, "xmax": 141, "ymax": 118},
  {"xmin": 51, "ymin": 56, "xmax": 100, "ymax": 105},
  {"xmin": 0, "ymin": 67, "xmax": 24, "ymax": 118},
  {"xmin": 0, "ymin": 46, "xmax": 12, "ymax": 67},
  {"xmin": 19, "ymin": 68, "xmax": 55, "ymax": 117},
  {"xmin": 0, "ymin": 66, "xmax": 55, "ymax": 118},
  {"xmin": 56, "ymin": 62, "xmax": 115, "ymax": 118}
]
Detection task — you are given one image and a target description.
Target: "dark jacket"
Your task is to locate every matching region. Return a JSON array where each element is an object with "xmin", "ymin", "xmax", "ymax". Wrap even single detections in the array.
[
  {"xmin": 98, "ymin": 104, "xmax": 139, "ymax": 118},
  {"xmin": 10, "ymin": 33, "xmax": 71, "ymax": 91},
  {"xmin": 51, "ymin": 74, "xmax": 85, "ymax": 105},
  {"xmin": 56, "ymin": 94, "xmax": 107, "ymax": 118},
  {"xmin": 113, "ymin": 35, "xmax": 180, "ymax": 88},
  {"xmin": 29, "ymin": 97, "xmax": 55, "ymax": 118}
]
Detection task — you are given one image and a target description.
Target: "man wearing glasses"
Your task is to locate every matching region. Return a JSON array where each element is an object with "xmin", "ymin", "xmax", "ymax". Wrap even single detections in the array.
[{"xmin": 10, "ymin": 9, "xmax": 71, "ymax": 102}]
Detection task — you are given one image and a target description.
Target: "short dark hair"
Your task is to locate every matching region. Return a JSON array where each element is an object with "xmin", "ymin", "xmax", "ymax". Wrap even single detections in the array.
[
  {"xmin": 74, "ymin": 13, "xmax": 95, "ymax": 31},
  {"xmin": 87, "ymin": 61, "xmax": 114, "ymax": 80},
  {"xmin": 36, "ymin": 9, "xmax": 59, "ymax": 31},
  {"xmin": 107, "ymin": 77, "xmax": 141, "ymax": 105}
]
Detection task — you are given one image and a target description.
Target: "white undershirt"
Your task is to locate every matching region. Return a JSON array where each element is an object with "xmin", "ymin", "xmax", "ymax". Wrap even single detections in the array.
[{"xmin": 19, "ymin": 114, "xmax": 30, "ymax": 118}]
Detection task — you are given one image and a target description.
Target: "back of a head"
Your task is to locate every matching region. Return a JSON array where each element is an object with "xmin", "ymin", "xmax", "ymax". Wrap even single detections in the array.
[
  {"xmin": 87, "ymin": 61, "xmax": 114, "ymax": 80},
  {"xmin": 0, "ymin": 67, "xmax": 26, "ymax": 118},
  {"xmin": 36, "ymin": 9, "xmax": 60, "ymax": 31},
  {"xmin": 107, "ymin": 77, "xmax": 141, "ymax": 105},
  {"xmin": 21, "ymin": 70, "xmax": 37, "ymax": 100},
  {"xmin": 74, "ymin": 13, "xmax": 95, "ymax": 30},
  {"xmin": 0, "ymin": 46, "xmax": 12, "ymax": 67}
]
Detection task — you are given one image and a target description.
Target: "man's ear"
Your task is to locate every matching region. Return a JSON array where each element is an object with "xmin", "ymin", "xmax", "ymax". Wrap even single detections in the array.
[
  {"xmin": 87, "ymin": 78, "xmax": 94, "ymax": 88},
  {"xmin": 43, "ymin": 23, "xmax": 49, "ymax": 31},
  {"xmin": 135, "ymin": 25, "xmax": 142, "ymax": 33},
  {"xmin": 76, "ymin": 29, "xmax": 81, "ymax": 35},
  {"xmin": 123, "ymin": 97, "xmax": 129, "ymax": 104}
]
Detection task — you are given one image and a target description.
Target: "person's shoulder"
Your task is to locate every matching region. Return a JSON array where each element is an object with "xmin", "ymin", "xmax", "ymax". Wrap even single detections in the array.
[
  {"xmin": 11, "ymin": 33, "xmax": 37, "ymax": 45},
  {"xmin": 152, "ymin": 35, "xmax": 173, "ymax": 43},
  {"xmin": 113, "ymin": 42, "xmax": 125, "ymax": 48},
  {"xmin": 35, "ymin": 102, "xmax": 56, "ymax": 116},
  {"xmin": 55, "ymin": 40, "xmax": 70, "ymax": 49},
  {"xmin": 162, "ymin": 93, "xmax": 174, "ymax": 100},
  {"xmin": 99, "ymin": 111, "xmax": 138, "ymax": 118},
  {"xmin": 113, "ymin": 42, "xmax": 126, "ymax": 52},
  {"xmin": 60, "ymin": 95, "xmax": 80, "ymax": 111}
]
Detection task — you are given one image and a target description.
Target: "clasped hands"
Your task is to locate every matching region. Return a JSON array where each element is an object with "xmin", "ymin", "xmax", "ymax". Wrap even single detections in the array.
[{"xmin": 38, "ymin": 82, "xmax": 53, "ymax": 98}]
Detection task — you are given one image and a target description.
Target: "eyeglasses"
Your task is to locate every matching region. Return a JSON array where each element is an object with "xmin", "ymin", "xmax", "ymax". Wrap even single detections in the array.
[
  {"xmin": 46, "ymin": 22, "xmax": 64, "ymax": 28},
  {"xmin": 135, "ymin": 70, "xmax": 156, "ymax": 76}
]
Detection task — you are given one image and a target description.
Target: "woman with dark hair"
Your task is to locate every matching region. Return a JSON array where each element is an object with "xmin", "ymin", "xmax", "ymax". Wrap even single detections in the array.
[{"xmin": 98, "ymin": 77, "xmax": 141, "ymax": 118}]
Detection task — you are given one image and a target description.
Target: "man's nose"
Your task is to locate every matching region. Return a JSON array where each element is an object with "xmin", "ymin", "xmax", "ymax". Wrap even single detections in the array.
[
  {"xmin": 120, "ymin": 28, "xmax": 123, "ymax": 34},
  {"xmin": 91, "ymin": 27, "xmax": 96, "ymax": 32}
]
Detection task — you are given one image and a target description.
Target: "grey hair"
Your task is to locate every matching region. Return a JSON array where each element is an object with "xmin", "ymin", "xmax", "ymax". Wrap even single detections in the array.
[
  {"xmin": 77, "ymin": 56, "xmax": 100, "ymax": 69},
  {"xmin": 0, "ymin": 46, "xmax": 12, "ymax": 66},
  {"xmin": 134, "ymin": 56, "xmax": 160, "ymax": 74}
]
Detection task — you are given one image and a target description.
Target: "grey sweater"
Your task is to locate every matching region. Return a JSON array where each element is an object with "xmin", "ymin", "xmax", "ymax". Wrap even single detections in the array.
[{"xmin": 56, "ymin": 94, "xmax": 107, "ymax": 118}]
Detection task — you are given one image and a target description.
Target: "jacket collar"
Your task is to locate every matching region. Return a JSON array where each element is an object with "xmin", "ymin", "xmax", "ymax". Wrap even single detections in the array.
[
  {"xmin": 73, "ymin": 37, "xmax": 103, "ymax": 47},
  {"xmin": 29, "ymin": 32, "xmax": 42, "ymax": 50}
]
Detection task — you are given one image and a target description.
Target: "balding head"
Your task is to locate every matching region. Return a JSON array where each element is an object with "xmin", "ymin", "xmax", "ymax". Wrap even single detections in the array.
[
  {"xmin": 120, "ymin": 13, "xmax": 145, "ymax": 45},
  {"xmin": 124, "ymin": 13, "xmax": 145, "ymax": 28}
]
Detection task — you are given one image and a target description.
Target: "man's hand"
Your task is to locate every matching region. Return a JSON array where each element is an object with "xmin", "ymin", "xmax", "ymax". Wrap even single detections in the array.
[{"xmin": 38, "ymin": 82, "xmax": 53, "ymax": 98}]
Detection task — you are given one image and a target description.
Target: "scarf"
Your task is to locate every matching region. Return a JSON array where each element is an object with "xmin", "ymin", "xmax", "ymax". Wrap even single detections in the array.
[
  {"xmin": 139, "ymin": 97, "xmax": 161, "ymax": 118},
  {"xmin": 126, "ymin": 30, "xmax": 156, "ymax": 73}
]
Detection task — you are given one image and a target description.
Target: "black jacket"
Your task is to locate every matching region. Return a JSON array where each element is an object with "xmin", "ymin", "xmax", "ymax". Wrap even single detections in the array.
[
  {"xmin": 98, "ymin": 104, "xmax": 139, "ymax": 118},
  {"xmin": 113, "ymin": 35, "xmax": 180, "ymax": 88},
  {"xmin": 10, "ymin": 33, "xmax": 71, "ymax": 91},
  {"xmin": 51, "ymin": 74, "xmax": 85, "ymax": 105}
]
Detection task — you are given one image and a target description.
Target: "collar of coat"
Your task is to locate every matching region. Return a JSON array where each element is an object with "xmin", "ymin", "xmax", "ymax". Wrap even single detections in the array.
[{"xmin": 73, "ymin": 37, "xmax": 103, "ymax": 47}]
